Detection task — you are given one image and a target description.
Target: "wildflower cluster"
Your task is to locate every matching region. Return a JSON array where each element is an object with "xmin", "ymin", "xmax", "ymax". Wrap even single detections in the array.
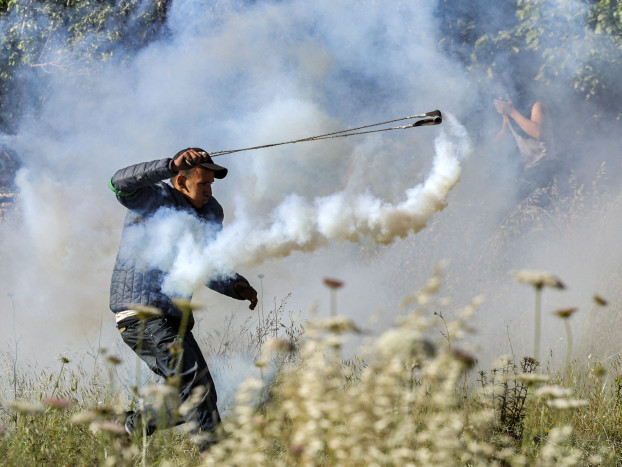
[{"xmin": 203, "ymin": 297, "xmax": 517, "ymax": 465}]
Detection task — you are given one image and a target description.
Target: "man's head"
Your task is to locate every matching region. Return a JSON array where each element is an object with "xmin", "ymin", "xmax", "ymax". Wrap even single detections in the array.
[
  {"xmin": 173, "ymin": 166, "xmax": 216, "ymax": 209},
  {"xmin": 171, "ymin": 148, "xmax": 228, "ymax": 209}
]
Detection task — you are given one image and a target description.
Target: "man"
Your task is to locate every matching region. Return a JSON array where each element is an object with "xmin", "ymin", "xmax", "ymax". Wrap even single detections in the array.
[{"xmin": 108, "ymin": 147, "xmax": 258, "ymax": 451}]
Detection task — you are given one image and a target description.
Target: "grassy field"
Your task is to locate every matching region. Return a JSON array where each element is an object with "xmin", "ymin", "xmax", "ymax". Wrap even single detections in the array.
[{"xmin": 1, "ymin": 274, "xmax": 621, "ymax": 466}]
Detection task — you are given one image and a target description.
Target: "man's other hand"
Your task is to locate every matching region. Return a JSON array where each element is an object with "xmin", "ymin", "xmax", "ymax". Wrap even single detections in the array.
[{"xmin": 234, "ymin": 281, "xmax": 258, "ymax": 310}]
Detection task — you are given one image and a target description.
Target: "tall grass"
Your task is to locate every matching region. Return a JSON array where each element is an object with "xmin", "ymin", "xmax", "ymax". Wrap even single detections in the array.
[{"xmin": 1, "ymin": 276, "xmax": 621, "ymax": 465}]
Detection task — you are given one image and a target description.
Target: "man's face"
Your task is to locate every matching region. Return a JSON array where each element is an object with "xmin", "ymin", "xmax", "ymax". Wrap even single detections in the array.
[{"xmin": 180, "ymin": 167, "xmax": 215, "ymax": 208}]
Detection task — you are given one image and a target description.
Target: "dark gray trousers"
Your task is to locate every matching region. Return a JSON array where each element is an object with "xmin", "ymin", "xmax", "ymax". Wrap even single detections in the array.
[{"xmin": 120, "ymin": 317, "xmax": 221, "ymax": 448}]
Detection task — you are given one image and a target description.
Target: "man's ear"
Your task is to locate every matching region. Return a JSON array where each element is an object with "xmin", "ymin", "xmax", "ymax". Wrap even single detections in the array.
[{"xmin": 175, "ymin": 175, "xmax": 187, "ymax": 191}]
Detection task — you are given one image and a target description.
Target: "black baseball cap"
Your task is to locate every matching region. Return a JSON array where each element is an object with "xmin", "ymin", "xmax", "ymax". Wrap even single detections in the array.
[{"xmin": 173, "ymin": 147, "xmax": 228, "ymax": 179}]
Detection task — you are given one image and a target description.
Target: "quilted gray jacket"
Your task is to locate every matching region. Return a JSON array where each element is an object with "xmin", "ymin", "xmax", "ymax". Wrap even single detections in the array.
[{"xmin": 109, "ymin": 157, "xmax": 249, "ymax": 323}]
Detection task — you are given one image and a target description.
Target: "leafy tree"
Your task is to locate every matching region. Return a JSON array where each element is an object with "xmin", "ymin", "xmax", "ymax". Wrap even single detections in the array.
[
  {"xmin": 463, "ymin": 0, "xmax": 622, "ymax": 116},
  {"xmin": 0, "ymin": 0, "xmax": 170, "ymax": 133},
  {"xmin": 436, "ymin": 0, "xmax": 622, "ymax": 181}
]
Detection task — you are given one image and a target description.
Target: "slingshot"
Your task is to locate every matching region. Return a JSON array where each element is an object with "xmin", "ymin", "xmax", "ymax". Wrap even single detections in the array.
[{"xmin": 209, "ymin": 110, "xmax": 442, "ymax": 158}]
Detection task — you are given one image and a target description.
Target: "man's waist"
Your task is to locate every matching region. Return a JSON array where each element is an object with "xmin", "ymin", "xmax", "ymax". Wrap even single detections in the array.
[
  {"xmin": 115, "ymin": 310, "xmax": 140, "ymax": 329},
  {"xmin": 114, "ymin": 310, "xmax": 162, "ymax": 329},
  {"xmin": 114, "ymin": 308, "xmax": 188, "ymax": 330}
]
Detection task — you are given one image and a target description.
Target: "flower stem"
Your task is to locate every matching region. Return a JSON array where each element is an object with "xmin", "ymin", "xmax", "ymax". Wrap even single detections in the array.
[
  {"xmin": 564, "ymin": 319, "xmax": 573, "ymax": 370},
  {"xmin": 534, "ymin": 287, "xmax": 542, "ymax": 362}
]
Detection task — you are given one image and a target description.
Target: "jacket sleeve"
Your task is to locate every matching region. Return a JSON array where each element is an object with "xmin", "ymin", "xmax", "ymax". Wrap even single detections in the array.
[
  {"xmin": 109, "ymin": 158, "xmax": 175, "ymax": 208},
  {"xmin": 206, "ymin": 272, "xmax": 250, "ymax": 300}
]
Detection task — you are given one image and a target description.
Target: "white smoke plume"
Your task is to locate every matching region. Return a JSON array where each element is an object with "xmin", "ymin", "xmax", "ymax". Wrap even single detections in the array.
[{"xmin": 140, "ymin": 114, "xmax": 470, "ymax": 297}]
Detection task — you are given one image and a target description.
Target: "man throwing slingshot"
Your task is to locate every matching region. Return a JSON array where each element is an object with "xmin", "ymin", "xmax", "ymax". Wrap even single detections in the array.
[{"xmin": 108, "ymin": 147, "xmax": 258, "ymax": 452}]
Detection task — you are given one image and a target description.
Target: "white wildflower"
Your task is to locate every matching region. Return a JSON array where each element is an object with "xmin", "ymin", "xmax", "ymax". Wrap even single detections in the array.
[
  {"xmin": 141, "ymin": 383, "xmax": 178, "ymax": 410},
  {"xmin": 547, "ymin": 398, "xmax": 588, "ymax": 410},
  {"xmin": 130, "ymin": 304, "xmax": 164, "ymax": 320},
  {"xmin": 89, "ymin": 421, "xmax": 126, "ymax": 435},
  {"xmin": 511, "ymin": 270, "xmax": 565, "ymax": 289},
  {"xmin": 256, "ymin": 338, "xmax": 296, "ymax": 366},
  {"xmin": 312, "ymin": 316, "xmax": 362, "ymax": 334},
  {"xmin": 4, "ymin": 400, "xmax": 44, "ymax": 415},
  {"xmin": 374, "ymin": 328, "xmax": 436, "ymax": 363},
  {"xmin": 70, "ymin": 410, "xmax": 100, "ymax": 425},
  {"xmin": 515, "ymin": 373, "xmax": 550, "ymax": 384},
  {"xmin": 535, "ymin": 385, "xmax": 573, "ymax": 399},
  {"xmin": 179, "ymin": 385, "xmax": 207, "ymax": 417}
]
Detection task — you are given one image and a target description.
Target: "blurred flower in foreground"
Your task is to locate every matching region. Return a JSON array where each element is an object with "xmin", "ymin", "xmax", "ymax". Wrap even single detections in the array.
[
  {"xmin": 535, "ymin": 385, "xmax": 572, "ymax": 399},
  {"xmin": 323, "ymin": 277, "xmax": 344, "ymax": 289},
  {"xmin": 142, "ymin": 383, "xmax": 178, "ymax": 399},
  {"xmin": 44, "ymin": 396, "xmax": 73, "ymax": 410},
  {"xmin": 172, "ymin": 298, "xmax": 204, "ymax": 314},
  {"xmin": 130, "ymin": 304, "xmax": 164, "ymax": 320},
  {"xmin": 289, "ymin": 444, "xmax": 305, "ymax": 456},
  {"xmin": 141, "ymin": 383, "xmax": 178, "ymax": 410},
  {"xmin": 553, "ymin": 307, "xmax": 578, "ymax": 319},
  {"xmin": 375, "ymin": 328, "xmax": 436, "ymax": 363},
  {"xmin": 179, "ymin": 385, "xmax": 209, "ymax": 417},
  {"xmin": 70, "ymin": 410, "xmax": 100, "ymax": 425},
  {"xmin": 106, "ymin": 355, "xmax": 123, "ymax": 366},
  {"xmin": 4, "ymin": 400, "xmax": 44, "ymax": 415},
  {"xmin": 511, "ymin": 270, "xmax": 565, "ymax": 290},
  {"xmin": 323, "ymin": 277, "xmax": 344, "ymax": 317},
  {"xmin": 546, "ymin": 398, "xmax": 588, "ymax": 410},
  {"xmin": 264, "ymin": 337, "xmax": 296, "ymax": 354},
  {"xmin": 515, "ymin": 373, "xmax": 550, "ymax": 386},
  {"xmin": 313, "ymin": 316, "xmax": 362, "ymax": 334},
  {"xmin": 257, "ymin": 338, "xmax": 296, "ymax": 367},
  {"xmin": 168, "ymin": 341, "xmax": 184, "ymax": 356},
  {"xmin": 592, "ymin": 365, "xmax": 606, "ymax": 378},
  {"xmin": 89, "ymin": 421, "xmax": 126, "ymax": 435},
  {"xmin": 451, "ymin": 348, "xmax": 476, "ymax": 369},
  {"xmin": 593, "ymin": 294, "xmax": 608, "ymax": 306},
  {"xmin": 401, "ymin": 274, "xmax": 444, "ymax": 307}
]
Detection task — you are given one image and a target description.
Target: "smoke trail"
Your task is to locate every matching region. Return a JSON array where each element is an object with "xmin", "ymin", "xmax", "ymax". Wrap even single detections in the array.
[{"xmin": 130, "ymin": 114, "xmax": 471, "ymax": 296}]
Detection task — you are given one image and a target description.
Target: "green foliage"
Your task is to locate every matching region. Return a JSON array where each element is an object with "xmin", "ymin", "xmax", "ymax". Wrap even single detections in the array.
[
  {"xmin": 463, "ymin": 0, "xmax": 622, "ymax": 112},
  {"xmin": 0, "ymin": 0, "xmax": 170, "ymax": 131},
  {"xmin": 587, "ymin": 0, "xmax": 622, "ymax": 38},
  {"xmin": 0, "ymin": 409, "xmax": 103, "ymax": 465},
  {"xmin": 1, "ymin": 0, "xmax": 169, "ymax": 62}
]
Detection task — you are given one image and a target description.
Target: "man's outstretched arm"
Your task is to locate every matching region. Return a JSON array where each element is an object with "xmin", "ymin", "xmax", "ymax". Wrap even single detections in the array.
[{"xmin": 206, "ymin": 274, "xmax": 258, "ymax": 310}]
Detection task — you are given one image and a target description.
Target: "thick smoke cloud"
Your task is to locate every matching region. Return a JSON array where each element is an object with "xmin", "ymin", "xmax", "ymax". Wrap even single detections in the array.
[
  {"xmin": 0, "ymin": 0, "xmax": 620, "ymax": 387},
  {"xmin": 124, "ymin": 114, "xmax": 470, "ymax": 298}
]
